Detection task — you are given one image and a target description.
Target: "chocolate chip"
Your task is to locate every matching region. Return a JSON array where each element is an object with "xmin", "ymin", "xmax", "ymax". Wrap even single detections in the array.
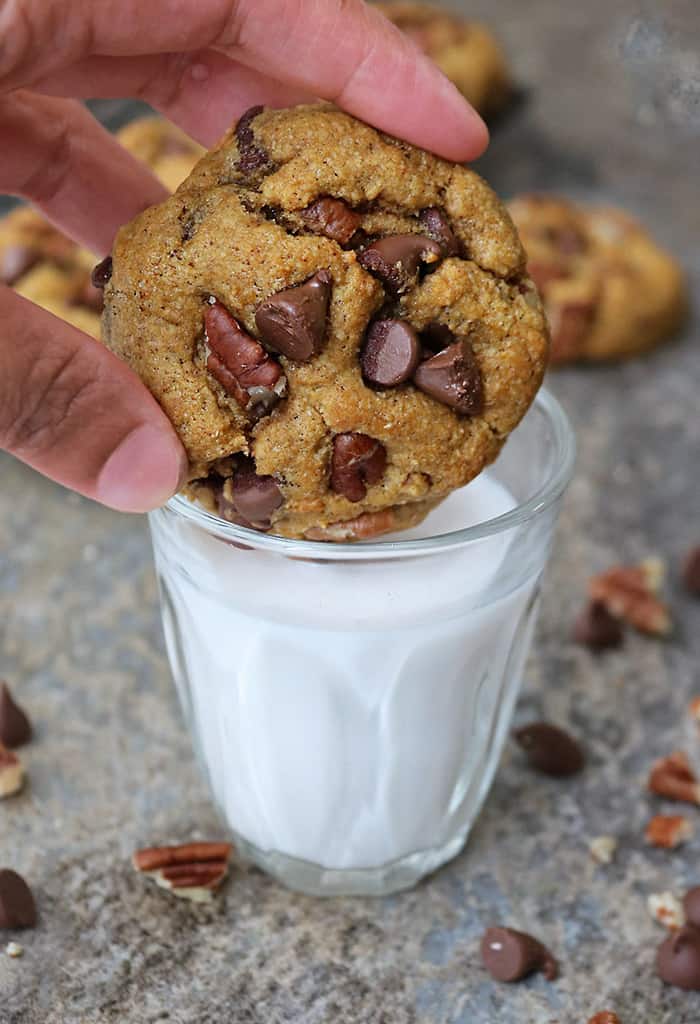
[
  {"xmin": 419, "ymin": 207, "xmax": 460, "ymax": 256},
  {"xmin": 301, "ymin": 198, "xmax": 362, "ymax": 245},
  {"xmin": 361, "ymin": 320, "xmax": 421, "ymax": 387},
  {"xmin": 0, "ymin": 682, "xmax": 31, "ymax": 749},
  {"xmin": 0, "ymin": 244, "xmax": 39, "ymax": 285},
  {"xmin": 91, "ymin": 256, "xmax": 113, "ymax": 290},
  {"xmin": 683, "ymin": 887, "xmax": 700, "ymax": 928},
  {"xmin": 0, "ymin": 869, "xmax": 37, "ymax": 929},
  {"xmin": 205, "ymin": 300, "xmax": 285, "ymax": 414},
  {"xmin": 235, "ymin": 105, "xmax": 274, "ymax": 177},
  {"xmin": 218, "ymin": 458, "xmax": 283, "ymax": 531},
  {"xmin": 682, "ymin": 546, "xmax": 700, "ymax": 596},
  {"xmin": 514, "ymin": 721, "xmax": 585, "ymax": 777},
  {"xmin": 358, "ymin": 234, "xmax": 442, "ymax": 294},
  {"xmin": 657, "ymin": 925, "xmax": 700, "ymax": 990},
  {"xmin": 480, "ymin": 927, "xmax": 558, "ymax": 983},
  {"xmin": 573, "ymin": 599, "xmax": 624, "ymax": 651},
  {"xmin": 413, "ymin": 340, "xmax": 484, "ymax": 416},
  {"xmin": 330, "ymin": 433, "xmax": 387, "ymax": 503},
  {"xmin": 256, "ymin": 271, "xmax": 332, "ymax": 362}
]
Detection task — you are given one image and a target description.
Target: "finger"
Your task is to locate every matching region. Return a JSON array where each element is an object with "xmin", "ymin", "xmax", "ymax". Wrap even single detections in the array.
[
  {"xmin": 31, "ymin": 50, "xmax": 312, "ymax": 147},
  {"xmin": 0, "ymin": 288, "xmax": 187, "ymax": 513},
  {"xmin": 0, "ymin": 91, "xmax": 168, "ymax": 253},
  {"xmin": 2, "ymin": 0, "xmax": 487, "ymax": 161}
]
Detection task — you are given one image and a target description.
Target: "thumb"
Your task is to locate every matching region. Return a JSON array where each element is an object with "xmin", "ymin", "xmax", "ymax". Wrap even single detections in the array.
[{"xmin": 0, "ymin": 288, "xmax": 187, "ymax": 512}]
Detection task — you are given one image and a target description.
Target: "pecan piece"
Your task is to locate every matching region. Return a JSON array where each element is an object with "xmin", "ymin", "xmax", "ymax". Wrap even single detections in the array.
[
  {"xmin": 645, "ymin": 814, "xmax": 693, "ymax": 849},
  {"xmin": 588, "ymin": 1014, "xmax": 621, "ymax": 1024},
  {"xmin": 204, "ymin": 300, "xmax": 286, "ymax": 415},
  {"xmin": 648, "ymin": 752, "xmax": 700, "ymax": 805},
  {"xmin": 305, "ymin": 508, "xmax": 399, "ymax": 542},
  {"xmin": 301, "ymin": 197, "xmax": 361, "ymax": 244},
  {"xmin": 589, "ymin": 559, "xmax": 671, "ymax": 636},
  {"xmin": 0, "ymin": 743, "xmax": 24, "ymax": 799},
  {"xmin": 133, "ymin": 841, "xmax": 232, "ymax": 902},
  {"xmin": 330, "ymin": 433, "xmax": 387, "ymax": 503}
]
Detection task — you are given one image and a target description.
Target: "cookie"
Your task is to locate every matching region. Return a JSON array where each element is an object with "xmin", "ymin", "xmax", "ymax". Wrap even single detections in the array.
[
  {"xmin": 0, "ymin": 117, "xmax": 203, "ymax": 340},
  {"xmin": 376, "ymin": 2, "xmax": 512, "ymax": 117},
  {"xmin": 508, "ymin": 194, "xmax": 687, "ymax": 364},
  {"xmin": 101, "ymin": 103, "xmax": 548, "ymax": 541}
]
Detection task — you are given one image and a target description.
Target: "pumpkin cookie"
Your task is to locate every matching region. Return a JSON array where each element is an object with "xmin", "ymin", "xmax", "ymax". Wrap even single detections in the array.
[
  {"xmin": 508, "ymin": 194, "xmax": 687, "ymax": 364},
  {"xmin": 101, "ymin": 104, "xmax": 548, "ymax": 540}
]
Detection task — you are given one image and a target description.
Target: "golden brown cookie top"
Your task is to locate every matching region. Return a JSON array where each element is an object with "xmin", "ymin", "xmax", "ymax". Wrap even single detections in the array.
[
  {"xmin": 508, "ymin": 193, "xmax": 687, "ymax": 364},
  {"xmin": 375, "ymin": 2, "xmax": 512, "ymax": 116},
  {"xmin": 103, "ymin": 104, "xmax": 548, "ymax": 540}
]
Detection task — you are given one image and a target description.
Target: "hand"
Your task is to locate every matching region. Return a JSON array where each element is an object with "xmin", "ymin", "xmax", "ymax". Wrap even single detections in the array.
[{"xmin": 0, "ymin": 0, "xmax": 488, "ymax": 512}]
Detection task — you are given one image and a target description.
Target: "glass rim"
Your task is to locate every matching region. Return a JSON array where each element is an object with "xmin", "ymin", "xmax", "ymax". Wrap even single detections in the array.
[{"xmin": 162, "ymin": 388, "xmax": 576, "ymax": 560}]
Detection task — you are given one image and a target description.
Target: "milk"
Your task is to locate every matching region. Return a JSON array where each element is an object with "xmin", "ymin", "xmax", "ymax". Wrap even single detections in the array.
[{"xmin": 151, "ymin": 474, "xmax": 541, "ymax": 877}]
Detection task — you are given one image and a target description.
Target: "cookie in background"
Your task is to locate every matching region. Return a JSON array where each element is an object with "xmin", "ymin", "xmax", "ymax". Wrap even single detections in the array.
[
  {"xmin": 508, "ymin": 194, "xmax": 687, "ymax": 365},
  {"xmin": 376, "ymin": 1, "xmax": 512, "ymax": 118},
  {"xmin": 0, "ymin": 116, "xmax": 203, "ymax": 340}
]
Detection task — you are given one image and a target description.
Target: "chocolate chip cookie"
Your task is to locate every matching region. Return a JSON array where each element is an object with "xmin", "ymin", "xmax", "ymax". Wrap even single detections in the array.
[
  {"xmin": 508, "ymin": 194, "xmax": 687, "ymax": 364},
  {"xmin": 376, "ymin": 2, "xmax": 512, "ymax": 117},
  {"xmin": 0, "ymin": 116, "xmax": 203, "ymax": 340},
  {"xmin": 101, "ymin": 104, "xmax": 548, "ymax": 540}
]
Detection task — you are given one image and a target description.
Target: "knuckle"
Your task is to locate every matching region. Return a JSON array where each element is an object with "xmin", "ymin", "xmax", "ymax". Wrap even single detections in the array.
[
  {"xmin": 0, "ymin": 0, "xmax": 35, "ymax": 88},
  {"xmin": 18, "ymin": 105, "xmax": 73, "ymax": 204},
  {"xmin": 138, "ymin": 52, "xmax": 198, "ymax": 113}
]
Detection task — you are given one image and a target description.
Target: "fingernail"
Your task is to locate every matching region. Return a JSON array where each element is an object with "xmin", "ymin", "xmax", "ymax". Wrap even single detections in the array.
[{"xmin": 96, "ymin": 423, "xmax": 188, "ymax": 513}]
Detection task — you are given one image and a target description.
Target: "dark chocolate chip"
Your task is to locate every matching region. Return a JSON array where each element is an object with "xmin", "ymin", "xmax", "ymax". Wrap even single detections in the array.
[
  {"xmin": 480, "ymin": 926, "xmax": 558, "ymax": 983},
  {"xmin": 420, "ymin": 322, "xmax": 456, "ymax": 353},
  {"xmin": 361, "ymin": 320, "xmax": 421, "ymax": 387},
  {"xmin": 330, "ymin": 433, "xmax": 387, "ymax": 503},
  {"xmin": 205, "ymin": 301, "xmax": 285, "ymax": 414},
  {"xmin": 358, "ymin": 234, "xmax": 442, "ymax": 294},
  {"xmin": 413, "ymin": 340, "xmax": 484, "ymax": 416},
  {"xmin": 0, "ymin": 869, "xmax": 37, "ymax": 929},
  {"xmin": 657, "ymin": 925, "xmax": 700, "ymax": 990},
  {"xmin": 683, "ymin": 887, "xmax": 700, "ymax": 928},
  {"xmin": 256, "ymin": 271, "xmax": 332, "ymax": 362},
  {"xmin": 218, "ymin": 459, "xmax": 283, "ymax": 531},
  {"xmin": 301, "ymin": 198, "xmax": 362, "ymax": 245},
  {"xmin": 0, "ymin": 244, "xmax": 40, "ymax": 285},
  {"xmin": 573, "ymin": 599, "xmax": 624, "ymax": 651},
  {"xmin": 682, "ymin": 546, "xmax": 700, "ymax": 596},
  {"xmin": 235, "ymin": 105, "xmax": 274, "ymax": 177},
  {"xmin": 513, "ymin": 721, "xmax": 585, "ymax": 777},
  {"xmin": 419, "ymin": 207, "xmax": 460, "ymax": 256},
  {"xmin": 91, "ymin": 256, "xmax": 113, "ymax": 290},
  {"xmin": 0, "ymin": 682, "xmax": 31, "ymax": 749}
]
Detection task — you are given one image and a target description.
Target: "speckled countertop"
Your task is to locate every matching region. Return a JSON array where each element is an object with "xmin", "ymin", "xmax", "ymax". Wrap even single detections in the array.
[{"xmin": 1, "ymin": 1, "xmax": 699, "ymax": 1021}]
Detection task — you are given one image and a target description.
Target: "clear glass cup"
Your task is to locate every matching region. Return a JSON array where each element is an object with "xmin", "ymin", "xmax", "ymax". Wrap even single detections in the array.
[{"xmin": 149, "ymin": 389, "xmax": 575, "ymax": 897}]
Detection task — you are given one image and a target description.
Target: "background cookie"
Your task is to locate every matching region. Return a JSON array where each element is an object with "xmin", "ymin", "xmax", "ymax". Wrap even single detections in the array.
[
  {"xmin": 508, "ymin": 194, "xmax": 687, "ymax": 364},
  {"xmin": 0, "ymin": 116, "xmax": 203, "ymax": 340},
  {"xmin": 102, "ymin": 104, "xmax": 548, "ymax": 540},
  {"xmin": 376, "ymin": 1, "xmax": 512, "ymax": 117}
]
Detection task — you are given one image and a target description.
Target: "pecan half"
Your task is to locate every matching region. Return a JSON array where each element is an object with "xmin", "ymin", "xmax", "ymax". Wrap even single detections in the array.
[
  {"xmin": 330, "ymin": 433, "xmax": 387, "ymax": 502},
  {"xmin": 646, "ymin": 814, "xmax": 693, "ymax": 849},
  {"xmin": 648, "ymin": 752, "xmax": 700, "ymax": 805},
  {"xmin": 301, "ymin": 197, "xmax": 361, "ymax": 244},
  {"xmin": 305, "ymin": 508, "xmax": 399, "ymax": 542},
  {"xmin": 133, "ymin": 841, "xmax": 232, "ymax": 902},
  {"xmin": 589, "ymin": 559, "xmax": 671, "ymax": 636},
  {"xmin": 204, "ymin": 300, "xmax": 286, "ymax": 416}
]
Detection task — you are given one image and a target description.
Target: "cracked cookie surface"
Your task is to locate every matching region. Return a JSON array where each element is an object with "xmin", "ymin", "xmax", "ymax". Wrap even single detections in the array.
[
  {"xmin": 508, "ymin": 194, "xmax": 687, "ymax": 364},
  {"xmin": 376, "ymin": 1, "xmax": 512, "ymax": 117},
  {"xmin": 102, "ymin": 104, "xmax": 548, "ymax": 540}
]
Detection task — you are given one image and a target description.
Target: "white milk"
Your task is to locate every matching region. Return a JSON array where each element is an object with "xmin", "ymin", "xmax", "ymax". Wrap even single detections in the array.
[{"xmin": 153, "ymin": 474, "xmax": 540, "ymax": 873}]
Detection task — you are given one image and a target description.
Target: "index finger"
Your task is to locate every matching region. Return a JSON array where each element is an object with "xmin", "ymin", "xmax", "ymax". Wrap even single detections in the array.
[{"xmin": 3, "ymin": 0, "xmax": 488, "ymax": 161}]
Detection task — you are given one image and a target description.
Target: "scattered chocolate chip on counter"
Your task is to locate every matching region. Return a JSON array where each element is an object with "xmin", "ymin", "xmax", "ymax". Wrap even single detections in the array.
[
  {"xmin": 657, "ymin": 924, "xmax": 700, "ymax": 990},
  {"xmin": 573, "ymin": 599, "xmax": 624, "ymax": 651},
  {"xmin": 0, "ymin": 744, "xmax": 24, "ymax": 799},
  {"xmin": 0, "ymin": 681, "xmax": 32, "ymax": 749},
  {"xmin": 682, "ymin": 545, "xmax": 700, "ymax": 597},
  {"xmin": 513, "ymin": 721, "xmax": 585, "ymax": 777},
  {"xmin": 683, "ymin": 887, "xmax": 700, "ymax": 929},
  {"xmin": 645, "ymin": 814, "xmax": 693, "ymax": 849},
  {"xmin": 133, "ymin": 841, "xmax": 233, "ymax": 902},
  {"xmin": 588, "ymin": 835, "xmax": 618, "ymax": 865},
  {"xmin": 648, "ymin": 891, "xmax": 686, "ymax": 930},
  {"xmin": 480, "ymin": 925, "xmax": 558, "ymax": 982},
  {"xmin": 647, "ymin": 751, "xmax": 700, "ymax": 805},
  {"xmin": 0, "ymin": 870, "xmax": 37, "ymax": 929}
]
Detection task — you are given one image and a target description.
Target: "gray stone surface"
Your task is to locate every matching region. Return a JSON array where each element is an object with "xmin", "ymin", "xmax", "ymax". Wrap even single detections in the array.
[{"xmin": 1, "ymin": 1, "xmax": 699, "ymax": 1020}]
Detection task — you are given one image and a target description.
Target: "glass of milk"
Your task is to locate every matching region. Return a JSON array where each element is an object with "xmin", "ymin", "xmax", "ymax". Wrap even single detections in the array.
[{"xmin": 149, "ymin": 389, "xmax": 575, "ymax": 896}]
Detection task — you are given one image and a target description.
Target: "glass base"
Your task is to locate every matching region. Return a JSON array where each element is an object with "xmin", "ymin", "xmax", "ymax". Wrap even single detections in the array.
[{"xmin": 232, "ymin": 830, "xmax": 471, "ymax": 897}]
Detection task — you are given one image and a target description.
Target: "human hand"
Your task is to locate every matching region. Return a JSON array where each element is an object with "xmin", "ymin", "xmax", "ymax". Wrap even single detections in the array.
[{"xmin": 0, "ymin": 0, "xmax": 488, "ymax": 512}]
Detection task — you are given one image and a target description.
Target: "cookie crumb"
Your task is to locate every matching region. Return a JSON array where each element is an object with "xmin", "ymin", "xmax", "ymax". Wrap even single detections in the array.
[
  {"xmin": 5, "ymin": 942, "xmax": 23, "ymax": 958},
  {"xmin": 648, "ymin": 891, "xmax": 685, "ymax": 930},
  {"xmin": 588, "ymin": 835, "xmax": 618, "ymax": 865}
]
